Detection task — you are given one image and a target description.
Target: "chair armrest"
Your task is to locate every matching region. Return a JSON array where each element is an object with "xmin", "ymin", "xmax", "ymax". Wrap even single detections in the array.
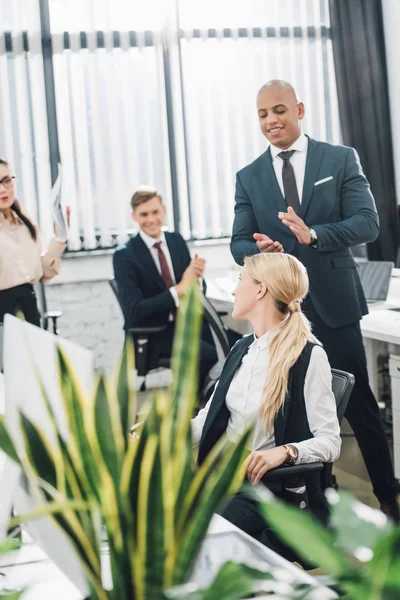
[
  {"xmin": 127, "ymin": 325, "xmax": 168, "ymax": 335},
  {"xmin": 262, "ymin": 462, "xmax": 324, "ymax": 483}
]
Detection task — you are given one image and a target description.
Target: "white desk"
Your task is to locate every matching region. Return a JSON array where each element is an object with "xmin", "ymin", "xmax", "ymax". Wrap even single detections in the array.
[
  {"xmin": 208, "ymin": 271, "xmax": 400, "ymax": 395},
  {"xmin": 359, "ymin": 270, "xmax": 400, "ymax": 399},
  {"xmin": 0, "ymin": 516, "xmax": 334, "ymax": 599}
]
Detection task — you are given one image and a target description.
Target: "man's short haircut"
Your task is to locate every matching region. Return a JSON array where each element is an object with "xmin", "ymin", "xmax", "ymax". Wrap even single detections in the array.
[{"xmin": 131, "ymin": 186, "xmax": 163, "ymax": 210}]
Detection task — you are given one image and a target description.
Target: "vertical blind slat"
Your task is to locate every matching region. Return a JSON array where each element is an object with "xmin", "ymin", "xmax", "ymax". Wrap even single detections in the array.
[{"xmin": 11, "ymin": 1, "xmax": 38, "ymax": 221}]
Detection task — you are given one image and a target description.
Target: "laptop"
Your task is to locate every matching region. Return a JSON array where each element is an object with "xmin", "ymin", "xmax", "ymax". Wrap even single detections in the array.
[{"xmin": 356, "ymin": 260, "xmax": 394, "ymax": 304}]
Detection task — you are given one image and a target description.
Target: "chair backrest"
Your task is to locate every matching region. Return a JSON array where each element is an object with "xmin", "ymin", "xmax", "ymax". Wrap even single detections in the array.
[
  {"xmin": 199, "ymin": 295, "xmax": 231, "ymax": 363},
  {"xmin": 331, "ymin": 368, "xmax": 355, "ymax": 423},
  {"xmin": 109, "ymin": 279, "xmax": 124, "ymax": 314}
]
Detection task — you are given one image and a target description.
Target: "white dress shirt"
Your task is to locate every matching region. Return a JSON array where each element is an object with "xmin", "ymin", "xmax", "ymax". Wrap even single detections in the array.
[
  {"xmin": 139, "ymin": 229, "xmax": 179, "ymax": 308},
  {"xmin": 192, "ymin": 330, "xmax": 341, "ymax": 465},
  {"xmin": 270, "ymin": 132, "xmax": 308, "ymax": 203}
]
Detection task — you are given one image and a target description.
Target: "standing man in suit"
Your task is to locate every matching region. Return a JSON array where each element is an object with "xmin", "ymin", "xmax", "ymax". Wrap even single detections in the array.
[
  {"xmin": 113, "ymin": 186, "xmax": 217, "ymax": 394},
  {"xmin": 231, "ymin": 80, "xmax": 399, "ymax": 519}
]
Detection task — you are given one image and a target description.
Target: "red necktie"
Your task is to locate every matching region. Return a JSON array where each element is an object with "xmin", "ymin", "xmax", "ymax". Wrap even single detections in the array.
[{"xmin": 153, "ymin": 241, "xmax": 174, "ymax": 288}]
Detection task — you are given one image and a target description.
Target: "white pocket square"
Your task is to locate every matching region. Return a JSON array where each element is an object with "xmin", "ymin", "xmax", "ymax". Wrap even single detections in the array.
[{"xmin": 314, "ymin": 176, "xmax": 333, "ymax": 186}]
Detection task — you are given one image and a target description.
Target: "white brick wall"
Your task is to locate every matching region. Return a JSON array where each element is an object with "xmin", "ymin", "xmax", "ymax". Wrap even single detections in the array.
[{"xmin": 45, "ymin": 280, "xmax": 124, "ymax": 373}]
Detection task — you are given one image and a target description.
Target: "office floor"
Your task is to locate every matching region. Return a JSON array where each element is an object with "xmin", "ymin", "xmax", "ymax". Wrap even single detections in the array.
[{"xmin": 334, "ymin": 419, "xmax": 388, "ymax": 509}]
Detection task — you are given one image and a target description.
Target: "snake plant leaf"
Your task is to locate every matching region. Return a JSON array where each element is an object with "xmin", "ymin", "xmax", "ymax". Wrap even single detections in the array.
[
  {"xmin": 19, "ymin": 412, "xmax": 57, "ymax": 489},
  {"xmin": 93, "ymin": 375, "xmax": 121, "ymax": 484},
  {"xmin": 0, "ymin": 415, "xmax": 21, "ymax": 465},
  {"xmin": 256, "ymin": 487, "xmax": 349, "ymax": 578},
  {"xmin": 172, "ymin": 430, "xmax": 251, "ymax": 585},
  {"xmin": 115, "ymin": 336, "xmax": 137, "ymax": 443},
  {"xmin": 57, "ymin": 347, "xmax": 98, "ymax": 498},
  {"xmin": 169, "ymin": 283, "xmax": 203, "ymax": 448},
  {"xmin": 140, "ymin": 438, "xmax": 166, "ymax": 599}
]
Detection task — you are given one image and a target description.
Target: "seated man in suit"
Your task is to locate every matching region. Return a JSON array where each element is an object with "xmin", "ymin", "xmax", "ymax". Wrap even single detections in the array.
[{"xmin": 113, "ymin": 186, "xmax": 217, "ymax": 395}]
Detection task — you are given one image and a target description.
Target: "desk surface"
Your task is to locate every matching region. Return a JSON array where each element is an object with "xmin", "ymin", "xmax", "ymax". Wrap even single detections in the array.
[
  {"xmin": 208, "ymin": 271, "xmax": 400, "ymax": 346},
  {"xmin": 0, "ymin": 515, "xmax": 332, "ymax": 599}
]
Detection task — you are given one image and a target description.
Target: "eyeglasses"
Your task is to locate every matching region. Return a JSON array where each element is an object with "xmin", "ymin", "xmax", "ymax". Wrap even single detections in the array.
[{"xmin": 0, "ymin": 176, "xmax": 15, "ymax": 188}]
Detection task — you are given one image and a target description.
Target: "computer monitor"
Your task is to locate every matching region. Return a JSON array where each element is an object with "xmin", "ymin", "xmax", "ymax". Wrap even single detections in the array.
[
  {"xmin": 357, "ymin": 260, "xmax": 394, "ymax": 303},
  {"xmin": 0, "ymin": 315, "xmax": 94, "ymax": 596}
]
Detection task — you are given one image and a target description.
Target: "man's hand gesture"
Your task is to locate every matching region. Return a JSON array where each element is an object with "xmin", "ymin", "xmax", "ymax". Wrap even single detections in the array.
[
  {"xmin": 253, "ymin": 233, "xmax": 284, "ymax": 253},
  {"xmin": 278, "ymin": 207, "xmax": 311, "ymax": 245}
]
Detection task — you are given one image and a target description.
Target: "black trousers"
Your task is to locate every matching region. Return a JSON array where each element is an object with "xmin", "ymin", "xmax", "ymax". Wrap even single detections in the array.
[
  {"xmin": 303, "ymin": 298, "xmax": 398, "ymax": 504},
  {"xmin": 0, "ymin": 284, "xmax": 41, "ymax": 327},
  {"xmin": 221, "ymin": 485, "xmax": 310, "ymax": 563},
  {"xmin": 151, "ymin": 321, "xmax": 217, "ymax": 396}
]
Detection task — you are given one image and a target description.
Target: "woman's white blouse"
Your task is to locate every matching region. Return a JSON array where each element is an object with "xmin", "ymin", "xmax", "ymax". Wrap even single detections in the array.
[
  {"xmin": 191, "ymin": 332, "xmax": 341, "ymax": 464},
  {"xmin": 0, "ymin": 212, "xmax": 66, "ymax": 290}
]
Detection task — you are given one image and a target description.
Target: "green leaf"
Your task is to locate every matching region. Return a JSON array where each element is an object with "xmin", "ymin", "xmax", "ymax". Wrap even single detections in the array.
[
  {"xmin": 169, "ymin": 284, "xmax": 203, "ymax": 448},
  {"xmin": 328, "ymin": 489, "xmax": 393, "ymax": 558},
  {"xmin": 166, "ymin": 561, "xmax": 274, "ymax": 600},
  {"xmin": 173, "ymin": 432, "xmax": 251, "ymax": 585},
  {"xmin": 364, "ymin": 528, "xmax": 400, "ymax": 599},
  {"xmin": 20, "ymin": 412, "xmax": 57, "ymax": 488},
  {"xmin": 115, "ymin": 336, "xmax": 137, "ymax": 442},
  {"xmin": 0, "ymin": 415, "xmax": 20, "ymax": 465},
  {"xmin": 0, "ymin": 591, "xmax": 23, "ymax": 599},
  {"xmin": 93, "ymin": 375, "xmax": 120, "ymax": 483},
  {"xmin": 57, "ymin": 347, "xmax": 99, "ymax": 497},
  {"xmin": 256, "ymin": 488, "xmax": 349, "ymax": 578}
]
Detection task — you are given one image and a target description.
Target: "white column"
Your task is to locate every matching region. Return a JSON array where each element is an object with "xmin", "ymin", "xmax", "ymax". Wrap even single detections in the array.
[{"xmin": 382, "ymin": 0, "xmax": 400, "ymax": 206}]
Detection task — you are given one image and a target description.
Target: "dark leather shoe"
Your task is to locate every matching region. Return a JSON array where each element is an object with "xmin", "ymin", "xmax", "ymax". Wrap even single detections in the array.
[{"xmin": 380, "ymin": 502, "xmax": 400, "ymax": 523}]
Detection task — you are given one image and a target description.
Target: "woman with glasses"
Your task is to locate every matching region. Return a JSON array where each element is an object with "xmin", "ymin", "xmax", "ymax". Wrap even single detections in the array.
[{"xmin": 0, "ymin": 158, "xmax": 68, "ymax": 326}]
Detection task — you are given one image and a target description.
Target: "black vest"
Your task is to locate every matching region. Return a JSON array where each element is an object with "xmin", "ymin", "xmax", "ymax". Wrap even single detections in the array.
[{"xmin": 198, "ymin": 336, "xmax": 328, "ymax": 523}]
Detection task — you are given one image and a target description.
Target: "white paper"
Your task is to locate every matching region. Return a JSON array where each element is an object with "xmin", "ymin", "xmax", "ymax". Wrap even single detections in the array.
[{"xmin": 51, "ymin": 163, "xmax": 68, "ymax": 241}]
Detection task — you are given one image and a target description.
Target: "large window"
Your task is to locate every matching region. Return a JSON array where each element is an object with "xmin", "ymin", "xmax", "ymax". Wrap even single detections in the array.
[{"xmin": 0, "ymin": 0, "xmax": 340, "ymax": 250}]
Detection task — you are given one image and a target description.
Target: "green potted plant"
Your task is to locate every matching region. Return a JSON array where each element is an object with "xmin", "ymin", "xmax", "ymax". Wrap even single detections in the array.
[{"xmin": 0, "ymin": 285, "xmax": 254, "ymax": 600}]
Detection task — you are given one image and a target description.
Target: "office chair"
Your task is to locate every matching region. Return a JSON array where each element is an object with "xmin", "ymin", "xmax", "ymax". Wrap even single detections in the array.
[
  {"xmin": 197, "ymin": 294, "xmax": 236, "ymax": 404},
  {"xmin": 109, "ymin": 279, "xmax": 234, "ymax": 394},
  {"xmin": 109, "ymin": 279, "xmax": 170, "ymax": 381},
  {"xmin": 260, "ymin": 368, "xmax": 355, "ymax": 568},
  {"xmin": 263, "ymin": 368, "xmax": 355, "ymax": 488}
]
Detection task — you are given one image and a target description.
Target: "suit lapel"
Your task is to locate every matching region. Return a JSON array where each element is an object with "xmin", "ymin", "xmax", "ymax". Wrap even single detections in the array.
[
  {"xmin": 132, "ymin": 235, "xmax": 165, "ymax": 292},
  {"xmin": 259, "ymin": 148, "xmax": 288, "ymax": 213},
  {"xmin": 300, "ymin": 137, "xmax": 325, "ymax": 220}
]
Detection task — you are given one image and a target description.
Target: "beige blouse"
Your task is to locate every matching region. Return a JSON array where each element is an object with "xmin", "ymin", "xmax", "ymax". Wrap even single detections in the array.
[{"xmin": 0, "ymin": 212, "xmax": 67, "ymax": 291}]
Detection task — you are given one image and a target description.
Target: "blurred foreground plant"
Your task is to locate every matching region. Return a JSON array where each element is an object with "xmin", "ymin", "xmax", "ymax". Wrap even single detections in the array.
[{"xmin": 0, "ymin": 284, "xmax": 251, "ymax": 600}]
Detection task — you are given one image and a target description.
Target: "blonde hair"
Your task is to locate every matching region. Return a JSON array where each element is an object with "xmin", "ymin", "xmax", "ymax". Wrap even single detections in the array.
[{"xmin": 244, "ymin": 253, "xmax": 318, "ymax": 430}]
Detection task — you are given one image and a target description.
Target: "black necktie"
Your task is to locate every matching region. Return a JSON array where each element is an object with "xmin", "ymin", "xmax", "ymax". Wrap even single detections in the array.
[{"xmin": 278, "ymin": 150, "xmax": 300, "ymax": 214}]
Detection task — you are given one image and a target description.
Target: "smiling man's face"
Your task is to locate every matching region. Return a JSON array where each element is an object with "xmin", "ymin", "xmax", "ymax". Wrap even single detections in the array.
[{"xmin": 257, "ymin": 84, "xmax": 304, "ymax": 150}]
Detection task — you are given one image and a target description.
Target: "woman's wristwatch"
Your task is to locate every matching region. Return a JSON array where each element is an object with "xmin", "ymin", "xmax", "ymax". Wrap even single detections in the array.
[{"xmin": 282, "ymin": 444, "xmax": 299, "ymax": 465}]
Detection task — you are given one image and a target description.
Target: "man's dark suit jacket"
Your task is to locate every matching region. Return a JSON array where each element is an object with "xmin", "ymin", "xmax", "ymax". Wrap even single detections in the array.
[
  {"xmin": 113, "ymin": 231, "xmax": 192, "ymax": 330},
  {"xmin": 231, "ymin": 137, "xmax": 380, "ymax": 328}
]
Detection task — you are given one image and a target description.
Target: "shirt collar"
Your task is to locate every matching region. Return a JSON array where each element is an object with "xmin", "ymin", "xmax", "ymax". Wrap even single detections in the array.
[
  {"xmin": 139, "ymin": 229, "xmax": 166, "ymax": 250},
  {"xmin": 270, "ymin": 132, "xmax": 308, "ymax": 161}
]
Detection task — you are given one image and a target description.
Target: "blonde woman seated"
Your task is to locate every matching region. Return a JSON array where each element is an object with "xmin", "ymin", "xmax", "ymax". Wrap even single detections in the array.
[{"xmin": 192, "ymin": 253, "xmax": 341, "ymax": 551}]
